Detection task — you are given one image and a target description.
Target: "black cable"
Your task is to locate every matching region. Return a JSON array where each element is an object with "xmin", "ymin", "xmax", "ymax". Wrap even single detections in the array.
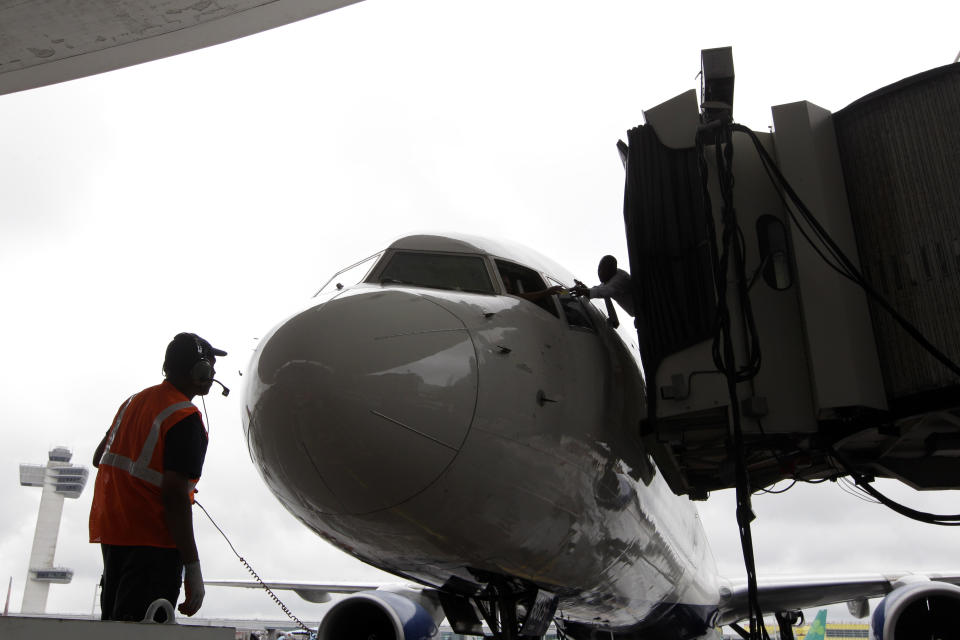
[
  {"xmin": 702, "ymin": 126, "xmax": 762, "ymax": 384},
  {"xmin": 753, "ymin": 418, "xmax": 795, "ymax": 472},
  {"xmin": 748, "ymin": 139, "xmax": 852, "ymax": 280},
  {"xmin": 755, "ymin": 480, "xmax": 797, "ymax": 495},
  {"xmin": 827, "ymin": 452, "xmax": 960, "ymax": 525},
  {"xmin": 853, "ymin": 480, "xmax": 960, "ymax": 524},
  {"xmin": 200, "ymin": 396, "xmax": 210, "ymax": 437},
  {"xmin": 696, "ymin": 120, "xmax": 768, "ymax": 640},
  {"xmin": 668, "ymin": 369, "xmax": 724, "ymax": 401},
  {"xmin": 730, "ymin": 124, "xmax": 960, "ymax": 380},
  {"xmin": 746, "ymin": 253, "xmax": 772, "ymax": 291},
  {"xmin": 194, "ymin": 500, "xmax": 317, "ymax": 636},
  {"xmin": 836, "ymin": 477, "xmax": 881, "ymax": 504},
  {"xmin": 824, "ymin": 458, "xmax": 876, "ymax": 504},
  {"xmin": 730, "ymin": 622, "xmax": 751, "ymax": 640},
  {"xmin": 729, "ymin": 157, "xmax": 762, "ymax": 382},
  {"xmin": 752, "ymin": 420, "xmax": 838, "ymax": 487}
]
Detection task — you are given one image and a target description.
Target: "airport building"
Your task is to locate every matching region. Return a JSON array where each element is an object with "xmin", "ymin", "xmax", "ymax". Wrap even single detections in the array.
[
  {"xmin": 719, "ymin": 622, "xmax": 870, "ymax": 639},
  {"xmin": 790, "ymin": 622, "xmax": 869, "ymax": 639},
  {"xmin": 18, "ymin": 446, "xmax": 89, "ymax": 614}
]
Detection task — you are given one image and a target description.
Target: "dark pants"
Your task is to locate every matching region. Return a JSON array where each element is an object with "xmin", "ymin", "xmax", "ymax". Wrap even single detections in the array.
[{"xmin": 100, "ymin": 544, "xmax": 183, "ymax": 622}]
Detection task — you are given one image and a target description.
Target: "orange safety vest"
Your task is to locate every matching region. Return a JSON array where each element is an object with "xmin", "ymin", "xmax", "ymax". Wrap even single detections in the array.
[{"xmin": 89, "ymin": 381, "xmax": 205, "ymax": 548}]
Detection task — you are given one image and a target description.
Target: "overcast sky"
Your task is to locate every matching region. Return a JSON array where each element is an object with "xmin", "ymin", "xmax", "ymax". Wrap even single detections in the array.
[{"xmin": 2, "ymin": 0, "xmax": 959, "ymax": 628}]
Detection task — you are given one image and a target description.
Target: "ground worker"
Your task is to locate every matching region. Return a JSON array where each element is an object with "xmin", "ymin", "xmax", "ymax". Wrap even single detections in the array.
[
  {"xmin": 573, "ymin": 255, "xmax": 636, "ymax": 317},
  {"xmin": 89, "ymin": 332, "xmax": 226, "ymax": 622}
]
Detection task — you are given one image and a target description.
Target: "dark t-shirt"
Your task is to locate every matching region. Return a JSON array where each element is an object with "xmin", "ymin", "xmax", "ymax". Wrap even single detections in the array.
[{"xmin": 163, "ymin": 413, "xmax": 208, "ymax": 478}]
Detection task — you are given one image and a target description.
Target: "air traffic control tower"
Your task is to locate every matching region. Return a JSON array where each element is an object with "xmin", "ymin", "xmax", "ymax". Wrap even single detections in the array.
[{"xmin": 19, "ymin": 446, "xmax": 89, "ymax": 613}]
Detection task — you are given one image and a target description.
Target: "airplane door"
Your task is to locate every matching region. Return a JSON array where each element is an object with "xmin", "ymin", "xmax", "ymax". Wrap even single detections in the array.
[{"xmin": 555, "ymin": 295, "xmax": 610, "ymax": 441}]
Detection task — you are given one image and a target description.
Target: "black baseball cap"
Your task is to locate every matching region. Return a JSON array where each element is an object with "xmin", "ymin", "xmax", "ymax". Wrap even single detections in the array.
[{"xmin": 163, "ymin": 332, "xmax": 228, "ymax": 377}]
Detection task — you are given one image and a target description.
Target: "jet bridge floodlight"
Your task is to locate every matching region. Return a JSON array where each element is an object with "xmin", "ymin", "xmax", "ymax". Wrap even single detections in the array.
[{"xmin": 700, "ymin": 46, "xmax": 734, "ymax": 123}]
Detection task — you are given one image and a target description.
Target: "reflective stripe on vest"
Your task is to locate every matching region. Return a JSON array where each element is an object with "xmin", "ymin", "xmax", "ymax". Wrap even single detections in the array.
[
  {"xmin": 103, "ymin": 394, "xmax": 136, "ymax": 453},
  {"xmin": 99, "ymin": 400, "xmax": 195, "ymax": 487}
]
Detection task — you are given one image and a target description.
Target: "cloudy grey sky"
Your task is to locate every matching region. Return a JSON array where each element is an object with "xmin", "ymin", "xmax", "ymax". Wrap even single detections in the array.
[{"xmin": 2, "ymin": 0, "xmax": 959, "ymax": 626}]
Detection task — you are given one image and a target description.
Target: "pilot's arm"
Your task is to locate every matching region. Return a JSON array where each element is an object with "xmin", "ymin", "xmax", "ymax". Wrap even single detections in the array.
[{"xmin": 517, "ymin": 285, "xmax": 564, "ymax": 302}]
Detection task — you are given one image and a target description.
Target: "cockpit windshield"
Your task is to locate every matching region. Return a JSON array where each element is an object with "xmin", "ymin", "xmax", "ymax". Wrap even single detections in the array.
[
  {"xmin": 376, "ymin": 251, "xmax": 495, "ymax": 294},
  {"xmin": 314, "ymin": 251, "xmax": 384, "ymax": 297}
]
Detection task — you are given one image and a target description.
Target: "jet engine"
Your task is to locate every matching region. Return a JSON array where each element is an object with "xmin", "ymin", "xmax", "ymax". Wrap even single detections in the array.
[
  {"xmin": 316, "ymin": 587, "xmax": 444, "ymax": 640},
  {"xmin": 870, "ymin": 580, "xmax": 960, "ymax": 640}
]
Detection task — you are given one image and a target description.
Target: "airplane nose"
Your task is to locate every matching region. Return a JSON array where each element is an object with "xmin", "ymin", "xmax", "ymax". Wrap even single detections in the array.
[{"xmin": 244, "ymin": 289, "xmax": 478, "ymax": 516}]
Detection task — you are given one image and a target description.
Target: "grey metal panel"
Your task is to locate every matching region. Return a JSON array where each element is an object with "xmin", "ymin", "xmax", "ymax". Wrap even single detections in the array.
[
  {"xmin": 771, "ymin": 100, "xmax": 887, "ymax": 414},
  {"xmin": 0, "ymin": 0, "xmax": 363, "ymax": 96}
]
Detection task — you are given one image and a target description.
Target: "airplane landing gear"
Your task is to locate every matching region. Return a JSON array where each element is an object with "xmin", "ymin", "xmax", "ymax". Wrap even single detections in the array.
[
  {"xmin": 441, "ymin": 574, "xmax": 558, "ymax": 640},
  {"xmin": 729, "ymin": 610, "xmax": 803, "ymax": 640},
  {"xmin": 774, "ymin": 610, "xmax": 804, "ymax": 640},
  {"xmin": 475, "ymin": 579, "xmax": 557, "ymax": 640}
]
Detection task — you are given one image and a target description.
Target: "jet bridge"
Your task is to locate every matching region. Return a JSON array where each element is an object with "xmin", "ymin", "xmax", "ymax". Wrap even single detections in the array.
[{"xmin": 620, "ymin": 49, "xmax": 960, "ymax": 499}]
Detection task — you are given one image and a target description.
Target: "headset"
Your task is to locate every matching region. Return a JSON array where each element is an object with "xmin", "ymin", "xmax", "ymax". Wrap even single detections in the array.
[
  {"xmin": 190, "ymin": 334, "xmax": 230, "ymax": 396},
  {"xmin": 188, "ymin": 334, "xmax": 216, "ymax": 385},
  {"xmin": 163, "ymin": 333, "xmax": 229, "ymax": 396}
]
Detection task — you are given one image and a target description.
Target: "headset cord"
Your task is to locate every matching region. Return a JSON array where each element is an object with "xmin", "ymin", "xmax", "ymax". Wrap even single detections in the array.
[
  {"xmin": 194, "ymin": 500, "xmax": 316, "ymax": 637},
  {"xmin": 201, "ymin": 396, "xmax": 210, "ymax": 436}
]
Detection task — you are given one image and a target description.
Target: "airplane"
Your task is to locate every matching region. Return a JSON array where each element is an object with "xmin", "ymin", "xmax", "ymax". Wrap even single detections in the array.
[
  {"xmin": 230, "ymin": 232, "xmax": 960, "ymax": 640},
  {"xmin": 4, "ymin": 2, "xmax": 957, "ymax": 636},
  {"xmin": 802, "ymin": 609, "xmax": 827, "ymax": 640}
]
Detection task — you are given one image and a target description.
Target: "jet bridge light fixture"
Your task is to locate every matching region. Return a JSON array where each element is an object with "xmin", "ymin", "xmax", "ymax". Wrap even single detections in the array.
[{"xmin": 700, "ymin": 46, "xmax": 735, "ymax": 123}]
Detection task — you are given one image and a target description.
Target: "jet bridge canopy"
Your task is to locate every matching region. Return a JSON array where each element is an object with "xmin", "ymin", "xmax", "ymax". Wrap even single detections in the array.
[{"xmin": 0, "ymin": 0, "xmax": 363, "ymax": 96}]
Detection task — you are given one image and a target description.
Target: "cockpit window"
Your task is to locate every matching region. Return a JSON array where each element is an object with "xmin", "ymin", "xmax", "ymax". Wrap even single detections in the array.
[
  {"xmin": 314, "ymin": 251, "xmax": 384, "ymax": 297},
  {"xmin": 377, "ymin": 251, "xmax": 495, "ymax": 293},
  {"xmin": 495, "ymin": 260, "xmax": 558, "ymax": 317},
  {"xmin": 559, "ymin": 295, "xmax": 596, "ymax": 331}
]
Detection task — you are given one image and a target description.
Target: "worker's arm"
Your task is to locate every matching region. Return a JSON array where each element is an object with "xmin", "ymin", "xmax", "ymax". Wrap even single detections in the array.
[
  {"xmin": 162, "ymin": 470, "xmax": 204, "ymax": 615},
  {"xmin": 92, "ymin": 432, "xmax": 108, "ymax": 468},
  {"xmin": 161, "ymin": 470, "xmax": 199, "ymax": 563},
  {"xmin": 588, "ymin": 271, "xmax": 631, "ymax": 300}
]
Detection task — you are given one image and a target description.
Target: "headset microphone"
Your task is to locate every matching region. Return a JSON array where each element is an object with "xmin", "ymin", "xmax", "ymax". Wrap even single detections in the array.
[{"xmin": 212, "ymin": 379, "xmax": 230, "ymax": 397}]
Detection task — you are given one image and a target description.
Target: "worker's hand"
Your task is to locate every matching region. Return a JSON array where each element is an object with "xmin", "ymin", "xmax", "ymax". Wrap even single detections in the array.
[
  {"xmin": 179, "ymin": 561, "xmax": 205, "ymax": 616},
  {"xmin": 571, "ymin": 283, "xmax": 589, "ymax": 297}
]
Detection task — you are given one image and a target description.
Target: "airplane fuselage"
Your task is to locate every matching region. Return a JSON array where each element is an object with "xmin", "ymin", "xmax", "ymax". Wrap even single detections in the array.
[{"xmin": 243, "ymin": 235, "xmax": 720, "ymax": 632}]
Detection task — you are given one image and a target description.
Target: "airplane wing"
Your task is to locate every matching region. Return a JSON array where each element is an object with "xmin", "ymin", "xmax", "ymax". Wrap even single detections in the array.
[
  {"xmin": 0, "ymin": 0, "xmax": 363, "ymax": 97},
  {"xmin": 717, "ymin": 571, "xmax": 960, "ymax": 625},
  {"xmin": 204, "ymin": 580, "xmax": 382, "ymax": 603}
]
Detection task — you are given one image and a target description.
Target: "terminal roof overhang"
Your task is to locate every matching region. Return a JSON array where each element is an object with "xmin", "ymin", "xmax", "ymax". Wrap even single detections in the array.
[{"xmin": 0, "ymin": 0, "xmax": 364, "ymax": 97}]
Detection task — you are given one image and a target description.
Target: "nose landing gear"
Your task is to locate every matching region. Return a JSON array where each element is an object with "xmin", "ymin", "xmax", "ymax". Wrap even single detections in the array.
[{"xmin": 440, "ymin": 574, "xmax": 559, "ymax": 640}]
